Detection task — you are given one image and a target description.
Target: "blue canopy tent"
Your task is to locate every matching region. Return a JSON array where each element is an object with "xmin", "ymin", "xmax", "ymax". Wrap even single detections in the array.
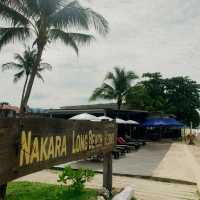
[
  {"xmin": 142, "ymin": 118, "xmax": 184, "ymax": 140},
  {"xmin": 142, "ymin": 118, "xmax": 184, "ymax": 127}
]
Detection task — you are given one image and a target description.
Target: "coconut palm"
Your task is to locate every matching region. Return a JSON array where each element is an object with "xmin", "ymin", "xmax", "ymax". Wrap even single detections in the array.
[
  {"xmin": 90, "ymin": 67, "xmax": 138, "ymax": 110},
  {"xmin": 0, "ymin": 0, "xmax": 109, "ymax": 112},
  {"xmin": 2, "ymin": 47, "xmax": 52, "ymax": 109}
]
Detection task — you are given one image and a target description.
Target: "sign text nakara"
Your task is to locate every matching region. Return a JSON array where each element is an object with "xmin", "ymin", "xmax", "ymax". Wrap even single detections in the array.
[{"xmin": 20, "ymin": 130, "xmax": 115, "ymax": 167}]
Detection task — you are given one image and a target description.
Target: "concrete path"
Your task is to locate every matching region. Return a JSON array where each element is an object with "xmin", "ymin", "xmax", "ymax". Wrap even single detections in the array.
[
  {"xmin": 57, "ymin": 142, "xmax": 196, "ymax": 183},
  {"xmin": 16, "ymin": 170, "xmax": 198, "ymax": 200},
  {"xmin": 15, "ymin": 142, "xmax": 200, "ymax": 199},
  {"xmin": 186, "ymin": 145, "xmax": 200, "ymax": 190}
]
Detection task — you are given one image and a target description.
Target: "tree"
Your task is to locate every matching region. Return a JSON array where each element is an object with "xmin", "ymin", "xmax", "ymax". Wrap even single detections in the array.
[
  {"xmin": 2, "ymin": 47, "xmax": 52, "ymax": 109},
  {"xmin": 126, "ymin": 83, "xmax": 154, "ymax": 110},
  {"xmin": 0, "ymin": 0, "xmax": 109, "ymax": 112},
  {"xmin": 127, "ymin": 72, "xmax": 167, "ymax": 111},
  {"xmin": 126, "ymin": 72, "xmax": 200, "ymax": 127},
  {"xmin": 164, "ymin": 76, "xmax": 200, "ymax": 127},
  {"xmin": 90, "ymin": 67, "xmax": 138, "ymax": 110},
  {"xmin": 142, "ymin": 72, "xmax": 167, "ymax": 111}
]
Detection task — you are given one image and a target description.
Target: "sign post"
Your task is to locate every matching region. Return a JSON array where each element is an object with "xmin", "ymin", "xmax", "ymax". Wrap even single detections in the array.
[
  {"xmin": 0, "ymin": 184, "xmax": 7, "ymax": 200},
  {"xmin": 103, "ymin": 152, "xmax": 113, "ymax": 192},
  {"xmin": 0, "ymin": 117, "xmax": 116, "ymax": 199}
]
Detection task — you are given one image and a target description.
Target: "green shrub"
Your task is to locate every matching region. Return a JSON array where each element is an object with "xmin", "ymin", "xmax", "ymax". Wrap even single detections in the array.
[
  {"xmin": 58, "ymin": 166, "xmax": 95, "ymax": 192},
  {"xmin": 7, "ymin": 182, "xmax": 97, "ymax": 200}
]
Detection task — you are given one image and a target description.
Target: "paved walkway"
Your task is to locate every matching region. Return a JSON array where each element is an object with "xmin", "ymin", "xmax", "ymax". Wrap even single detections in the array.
[
  {"xmin": 15, "ymin": 142, "xmax": 200, "ymax": 199},
  {"xmin": 57, "ymin": 142, "xmax": 196, "ymax": 183},
  {"xmin": 16, "ymin": 170, "xmax": 198, "ymax": 200}
]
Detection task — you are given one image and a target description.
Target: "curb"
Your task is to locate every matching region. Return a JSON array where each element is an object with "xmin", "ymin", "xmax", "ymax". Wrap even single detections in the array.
[{"xmin": 52, "ymin": 166, "xmax": 197, "ymax": 186}]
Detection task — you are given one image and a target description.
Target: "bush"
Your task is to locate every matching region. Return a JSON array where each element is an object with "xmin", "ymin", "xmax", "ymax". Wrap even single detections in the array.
[
  {"xmin": 7, "ymin": 182, "xmax": 97, "ymax": 200},
  {"xmin": 58, "ymin": 166, "xmax": 95, "ymax": 192}
]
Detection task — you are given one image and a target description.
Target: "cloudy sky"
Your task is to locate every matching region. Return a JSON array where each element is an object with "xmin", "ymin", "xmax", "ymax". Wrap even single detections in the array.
[{"xmin": 1, "ymin": 0, "xmax": 200, "ymax": 108}]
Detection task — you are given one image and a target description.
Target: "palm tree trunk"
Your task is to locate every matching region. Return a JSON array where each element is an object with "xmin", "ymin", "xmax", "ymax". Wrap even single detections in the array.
[
  {"xmin": 20, "ymin": 43, "xmax": 45, "ymax": 113},
  {"xmin": 20, "ymin": 75, "xmax": 29, "ymax": 113},
  {"xmin": 117, "ymin": 98, "xmax": 122, "ymax": 117},
  {"xmin": 117, "ymin": 98, "xmax": 122, "ymax": 111}
]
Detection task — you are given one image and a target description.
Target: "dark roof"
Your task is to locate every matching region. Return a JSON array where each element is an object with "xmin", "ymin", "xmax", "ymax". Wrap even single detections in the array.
[
  {"xmin": 60, "ymin": 103, "xmax": 118, "ymax": 110},
  {"xmin": 48, "ymin": 108, "xmax": 105, "ymax": 114},
  {"xmin": 60, "ymin": 103, "xmax": 148, "ymax": 113},
  {"xmin": 0, "ymin": 104, "xmax": 19, "ymax": 113}
]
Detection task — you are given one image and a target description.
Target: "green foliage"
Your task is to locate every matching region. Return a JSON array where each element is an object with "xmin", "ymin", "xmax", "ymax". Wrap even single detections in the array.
[
  {"xmin": 58, "ymin": 166, "xmax": 95, "ymax": 192},
  {"xmin": 7, "ymin": 181, "xmax": 97, "ymax": 200},
  {"xmin": 197, "ymin": 191, "xmax": 200, "ymax": 200},
  {"xmin": 127, "ymin": 72, "xmax": 200, "ymax": 127},
  {"xmin": 90, "ymin": 66, "xmax": 138, "ymax": 110}
]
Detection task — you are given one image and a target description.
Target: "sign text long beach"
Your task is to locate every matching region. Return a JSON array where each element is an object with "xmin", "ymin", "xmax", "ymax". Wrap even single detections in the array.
[{"xmin": 20, "ymin": 130, "xmax": 115, "ymax": 167}]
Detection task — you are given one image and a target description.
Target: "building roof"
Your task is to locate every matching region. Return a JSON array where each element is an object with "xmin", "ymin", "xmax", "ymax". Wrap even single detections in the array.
[
  {"xmin": 0, "ymin": 104, "xmax": 20, "ymax": 113},
  {"xmin": 60, "ymin": 103, "xmax": 148, "ymax": 113}
]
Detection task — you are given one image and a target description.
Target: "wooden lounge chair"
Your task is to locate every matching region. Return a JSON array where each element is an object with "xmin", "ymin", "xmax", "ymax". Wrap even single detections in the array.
[
  {"xmin": 126, "ymin": 137, "xmax": 146, "ymax": 146},
  {"xmin": 116, "ymin": 144, "xmax": 131, "ymax": 153},
  {"xmin": 112, "ymin": 149, "xmax": 120, "ymax": 159},
  {"xmin": 117, "ymin": 137, "xmax": 140, "ymax": 150},
  {"xmin": 115, "ymin": 146, "xmax": 126, "ymax": 155}
]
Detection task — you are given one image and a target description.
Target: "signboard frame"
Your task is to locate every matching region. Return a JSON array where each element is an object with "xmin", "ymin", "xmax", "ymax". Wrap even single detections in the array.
[{"xmin": 0, "ymin": 117, "xmax": 117, "ymax": 200}]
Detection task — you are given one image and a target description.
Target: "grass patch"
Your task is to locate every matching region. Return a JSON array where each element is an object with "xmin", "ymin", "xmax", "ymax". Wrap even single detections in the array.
[
  {"xmin": 197, "ymin": 191, "xmax": 200, "ymax": 200},
  {"xmin": 7, "ymin": 181, "xmax": 97, "ymax": 200}
]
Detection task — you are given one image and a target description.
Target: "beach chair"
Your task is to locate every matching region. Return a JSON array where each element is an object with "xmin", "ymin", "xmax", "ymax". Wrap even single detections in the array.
[{"xmin": 117, "ymin": 137, "xmax": 140, "ymax": 150}]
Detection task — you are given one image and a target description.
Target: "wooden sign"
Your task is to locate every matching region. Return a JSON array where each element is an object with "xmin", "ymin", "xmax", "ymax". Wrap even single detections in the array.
[{"xmin": 0, "ymin": 117, "xmax": 117, "ymax": 185}]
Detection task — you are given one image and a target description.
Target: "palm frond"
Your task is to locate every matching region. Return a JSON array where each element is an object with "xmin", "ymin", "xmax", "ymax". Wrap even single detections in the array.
[
  {"xmin": 90, "ymin": 87, "xmax": 104, "ymax": 101},
  {"xmin": 90, "ymin": 83, "xmax": 115, "ymax": 101},
  {"xmin": 86, "ymin": 9, "xmax": 109, "ymax": 36},
  {"xmin": 14, "ymin": 53, "xmax": 25, "ymax": 64},
  {"xmin": 36, "ymin": 72, "xmax": 44, "ymax": 82},
  {"xmin": 39, "ymin": 62, "xmax": 52, "ymax": 71},
  {"xmin": 105, "ymin": 72, "xmax": 115, "ymax": 81},
  {"xmin": 126, "ymin": 71, "xmax": 138, "ymax": 81},
  {"xmin": 114, "ymin": 66, "xmax": 123, "ymax": 77},
  {"xmin": 0, "ymin": 27, "xmax": 30, "ymax": 50},
  {"xmin": 49, "ymin": 0, "xmax": 108, "ymax": 35},
  {"xmin": 49, "ymin": 29, "xmax": 78, "ymax": 54},
  {"xmin": 0, "ymin": 2, "xmax": 29, "ymax": 26},
  {"xmin": 25, "ymin": 0, "xmax": 62, "ymax": 16},
  {"xmin": 1, "ymin": 0, "xmax": 23, "ymax": 8},
  {"xmin": 13, "ymin": 70, "xmax": 24, "ymax": 83},
  {"xmin": 2, "ymin": 62, "xmax": 23, "ymax": 71},
  {"xmin": 49, "ymin": 1, "xmax": 89, "ymax": 30},
  {"xmin": 49, "ymin": 29, "xmax": 94, "ymax": 54}
]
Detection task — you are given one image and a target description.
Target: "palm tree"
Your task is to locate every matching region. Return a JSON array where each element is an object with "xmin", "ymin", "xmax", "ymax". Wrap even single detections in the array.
[
  {"xmin": 0, "ymin": 0, "xmax": 109, "ymax": 112},
  {"xmin": 2, "ymin": 47, "xmax": 52, "ymax": 109},
  {"xmin": 90, "ymin": 67, "xmax": 138, "ymax": 110}
]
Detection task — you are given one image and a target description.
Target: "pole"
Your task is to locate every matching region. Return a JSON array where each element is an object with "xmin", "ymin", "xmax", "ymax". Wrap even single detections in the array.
[
  {"xmin": 190, "ymin": 121, "xmax": 193, "ymax": 135},
  {"xmin": 0, "ymin": 184, "xmax": 7, "ymax": 200},
  {"xmin": 103, "ymin": 151, "xmax": 112, "ymax": 193}
]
